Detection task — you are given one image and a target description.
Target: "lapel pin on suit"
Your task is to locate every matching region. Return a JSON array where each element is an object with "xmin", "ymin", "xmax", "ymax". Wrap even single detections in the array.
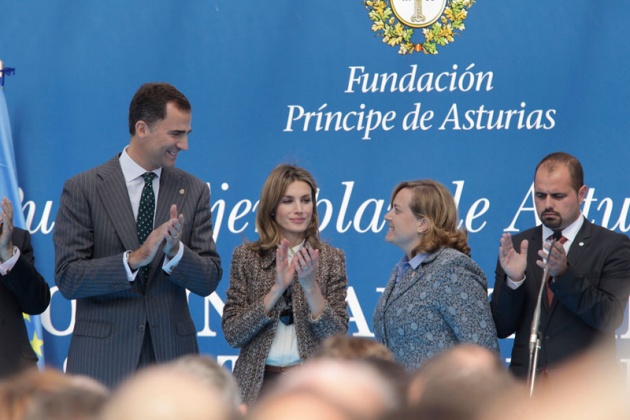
[{"xmin": 179, "ymin": 189, "xmax": 185, "ymax": 195}]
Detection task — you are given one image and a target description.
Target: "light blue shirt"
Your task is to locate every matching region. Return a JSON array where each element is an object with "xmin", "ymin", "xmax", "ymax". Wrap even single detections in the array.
[{"xmin": 396, "ymin": 252, "xmax": 429, "ymax": 282}]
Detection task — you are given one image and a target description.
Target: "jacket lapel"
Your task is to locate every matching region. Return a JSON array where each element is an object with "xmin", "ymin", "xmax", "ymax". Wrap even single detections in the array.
[
  {"xmin": 380, "ymin": 269, "xmax": 398, "ymax": 311},
  {"xmin": 96, "ymin": 156, "xmax": 138, "ymax": 252},
  {"xmin": 385, "ymin": 250, "xmax": 441, "ymax": 308},
  {"xmin": 566, "ymin": 218, "xmax": 591, "ymax": 273},
  {"xmin": 155, "ymin": 168, "xmax": 187, "ymax": 226},
  {"xmin": 548, "ymin": 218, "xmax": 591, "ymax": 314},
  {"xmin": 143, "ymin": 168, "xmax": 188, "ymax": 286}
]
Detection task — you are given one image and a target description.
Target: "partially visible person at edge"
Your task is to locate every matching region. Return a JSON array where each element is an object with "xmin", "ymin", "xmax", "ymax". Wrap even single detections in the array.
[
  {"xmin": 373, "ymin": 179, "xmax": 498, "ymax": 371},
  {"xmin": 54, "ymin": 82, "xmax": 222, "ymax": 388},
  {"xmin": 222, "ymin": 164, "xmax": 348, "ymax": 404},
  {"xmin": 491, "ymin": 151, "xmax": 630, "ymax": 380},
  {"xmin": 0, "ymin": 197, "xmax": 50, "ymax": 379}
]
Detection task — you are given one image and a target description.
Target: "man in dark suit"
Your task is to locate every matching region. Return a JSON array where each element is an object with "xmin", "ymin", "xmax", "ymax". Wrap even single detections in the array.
[
  {"xmin": 0, "ymin": 197, "xmax": 50, "ymax": 378},
  {"xmin": 491, "ymin": 152, "xmax": 630, "ymax": 380},
  {"xmin": 54, "ymin": 83, "xmax": 222, "ymax": 388}
]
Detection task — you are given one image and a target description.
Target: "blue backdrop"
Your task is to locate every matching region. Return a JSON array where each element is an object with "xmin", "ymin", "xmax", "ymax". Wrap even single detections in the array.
[{"xmin": 1, "ymin": 1, "xmax": 629, "ymax": 375}]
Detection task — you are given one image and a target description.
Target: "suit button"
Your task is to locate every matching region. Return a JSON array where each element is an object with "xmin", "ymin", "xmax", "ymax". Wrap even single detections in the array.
[
  {"xmin": 138, "ymin": 324, "xmax": 145, "ymax": 332},
  {"xmin": 544, "ymin": 336, "xmax": 551, "ymax": 342}
]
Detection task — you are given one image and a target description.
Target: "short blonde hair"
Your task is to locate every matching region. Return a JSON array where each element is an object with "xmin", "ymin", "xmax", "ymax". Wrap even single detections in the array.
[{"xmin": 390, "ymin": 180, "xmax": 470, "ymax": 257}]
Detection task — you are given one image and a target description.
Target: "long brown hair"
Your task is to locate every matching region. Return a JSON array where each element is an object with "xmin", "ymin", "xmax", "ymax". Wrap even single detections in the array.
[
  {"xmin": 390, "ymin": 180, "xmax": 470, "ymax": 257},
  {"xmin": 249, "ymin": 164, "xmax": 320, "ymax": 252}
]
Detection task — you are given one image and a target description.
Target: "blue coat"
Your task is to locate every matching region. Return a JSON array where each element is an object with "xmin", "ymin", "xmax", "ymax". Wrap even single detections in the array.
[{"xmin": 373, "ymin": 247, "xmax": 498, "ymax": 371}]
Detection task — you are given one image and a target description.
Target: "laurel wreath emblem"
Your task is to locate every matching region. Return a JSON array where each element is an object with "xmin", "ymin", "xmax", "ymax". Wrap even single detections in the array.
[{"xmin": 364, "ymin": 0, "xmax": 474, "ymax": 55}]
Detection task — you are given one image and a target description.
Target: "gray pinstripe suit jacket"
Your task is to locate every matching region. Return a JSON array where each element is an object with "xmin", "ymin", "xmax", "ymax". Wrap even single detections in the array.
[{"xmin": 53, "ymin": 155, "xmax": 222, "ymax": 388}]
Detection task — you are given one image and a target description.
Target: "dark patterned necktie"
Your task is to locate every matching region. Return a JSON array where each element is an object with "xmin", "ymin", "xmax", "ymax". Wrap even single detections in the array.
[{"xmin": 137, "ymin": 172, "xmax": 156, "ymax": 280}]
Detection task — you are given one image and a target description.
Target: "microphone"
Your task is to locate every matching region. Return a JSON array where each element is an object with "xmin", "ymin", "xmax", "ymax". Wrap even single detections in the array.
[{"xmin": 527, "ymin": 229, "xmax": 563, "ymax": 395}]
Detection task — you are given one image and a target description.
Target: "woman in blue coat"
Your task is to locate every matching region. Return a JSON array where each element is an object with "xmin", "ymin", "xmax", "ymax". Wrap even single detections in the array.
[{"xmin": 373, "ymin": 180, "xmax": 498, "ymax": 371}]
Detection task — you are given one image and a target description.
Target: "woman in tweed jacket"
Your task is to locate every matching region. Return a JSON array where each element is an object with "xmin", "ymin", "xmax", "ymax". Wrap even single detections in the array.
[
  {"xmin": 222, "ymin": 164, "xmax": 349, "ymax": 404},
  {"xmin": 373, "ymin": 180, "xmax": 498, "ymax": 371}
]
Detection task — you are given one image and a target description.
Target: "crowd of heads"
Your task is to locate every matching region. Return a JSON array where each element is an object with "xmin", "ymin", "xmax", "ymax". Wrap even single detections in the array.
[{"xmin": 0, "ymin": 336, "xmax": 626, "ymax": 420}]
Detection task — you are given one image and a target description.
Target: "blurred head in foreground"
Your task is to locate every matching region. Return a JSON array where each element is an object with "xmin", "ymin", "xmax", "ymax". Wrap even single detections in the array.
[
  {"xmin": 255, "ymin": 358, "xmax": 405, "ymax": 419},
  {"xmin": 99, "ymin": 365, "xmax": 231, "ymax": 420},
  {"xmin": 394, "ymin": 344, "xmax": 520, "ymax": 420},
  {"xmin": 169, "ymin": 354, "xmax": 245, "ymax": 417},
  {"xmin": 0, "ymin": 368, "xmax": 108, "ymax": 420}
]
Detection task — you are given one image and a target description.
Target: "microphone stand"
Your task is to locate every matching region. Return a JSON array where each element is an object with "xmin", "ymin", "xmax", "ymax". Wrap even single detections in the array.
[{"xmin": 527, "ymin": 235, "xmax": 560, "ymax": 397}]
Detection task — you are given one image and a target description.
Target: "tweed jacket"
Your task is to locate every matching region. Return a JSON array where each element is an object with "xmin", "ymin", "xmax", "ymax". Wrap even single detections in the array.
[
  {"xmin": 54, "ymin": 156, "xmax": 222, "ymax": 388},
  {"xmin": 222, "ymin": 242, "xmax": 349, "ymax": 404},
  {"xmin": 0, "ymin": 228, "xmax": 50, "ymax": 378},
  {"xmin": 373, "ymin": 247, "xmax": 498, "ymax": 371}
]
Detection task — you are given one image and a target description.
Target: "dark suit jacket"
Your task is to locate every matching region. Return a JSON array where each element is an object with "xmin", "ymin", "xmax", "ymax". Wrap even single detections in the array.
[
  {"xmin": 54, "ymin": 156, "xmax": 222, "ymax": 388},
  {"xmin": 491, "ymin": 218, "xmax": 630, "ymax": 377},
  {"xmin": 0, "ymin": 227, "xmax": 50, "ymax": 378}
]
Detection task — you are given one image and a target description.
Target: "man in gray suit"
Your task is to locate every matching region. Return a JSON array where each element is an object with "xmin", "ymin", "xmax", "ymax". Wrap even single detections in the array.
[{"xmin": 54, "ymin": 82, "xmax": 222, "ymax": 388}]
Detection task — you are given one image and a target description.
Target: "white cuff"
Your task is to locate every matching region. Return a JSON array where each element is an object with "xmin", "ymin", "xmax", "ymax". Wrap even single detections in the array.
[
  {"xmin": 506, "ymin": 273, "xmax": 526, "ymax": 290},
  {"xmin": 123, "ymin": 250, "xmax": 138, "ymax": 282},
  {"xmin": 0, "ymin": 246, "xmax": 20, "ymax": 275},
  {"xmin": 162, "ymin": 241, "xmax": 184, "ymax": 275}
]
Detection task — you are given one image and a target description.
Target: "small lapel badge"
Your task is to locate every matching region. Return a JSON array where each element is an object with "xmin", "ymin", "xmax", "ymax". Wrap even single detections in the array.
[
  {"xmin": 579, "ymin": 242, "xmax": 584, "ymax": 246},
  {"xmin": 179, "ymin": 189, "xmax": 185, "ymax": 195}
]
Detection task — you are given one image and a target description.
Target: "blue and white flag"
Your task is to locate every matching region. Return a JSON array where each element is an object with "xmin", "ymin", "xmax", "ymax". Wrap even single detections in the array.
[{"xmin": 0, "ymin": 88, "xmax": 46, "ymax": 368}]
